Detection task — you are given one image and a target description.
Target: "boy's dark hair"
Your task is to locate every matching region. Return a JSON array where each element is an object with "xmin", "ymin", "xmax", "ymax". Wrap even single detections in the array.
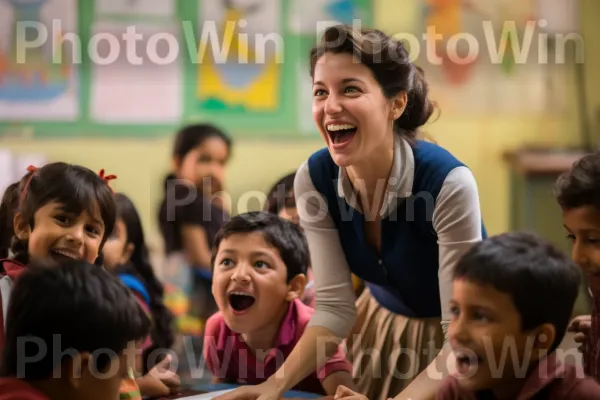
[
  {"xmin": 264, "ymin": 172, "xmax": 296, "ymax": 215},
  {"xmin": 453, "ymin": 231, "xmax": 581, "ymax": 353},
  {"xmin": 211, "ymin": 212, "xmax": 309, "ymax": 282},
  {"xmin": 113, "ymin": 193, "xmax": 174, "ymax": 373},
  {"xmin": 0, "ymin": 163, "xmax": 117, "ymax": 265},
  {"xmin": 554, "ymin": 152, "xmax": 600, "ymax": 210},
  {"xmin": 0, "ymin": 259, "xmax": 150, "ymax": 379}
]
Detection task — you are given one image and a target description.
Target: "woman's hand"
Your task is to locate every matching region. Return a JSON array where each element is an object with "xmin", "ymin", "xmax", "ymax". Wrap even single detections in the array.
[{"xmin": 213, "ymin": 379, "xmax": 285, "ymax": 400}]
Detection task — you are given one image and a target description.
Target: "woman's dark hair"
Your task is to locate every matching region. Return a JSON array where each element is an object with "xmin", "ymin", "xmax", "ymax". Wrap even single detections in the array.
[
  {"xmin": 163, "ymin": 123, "xmax": 233, "ymax": 189},
  {"xmin": 0, "ymin": 163, "xmax": 117, "ymax": 265},
  {"xmin": 264, "ymin": 172, "xmax": 296, "ymax": 215},
  {"xmin": 309, "ymin": 24, "xmax": 436, "ymax": 140},
  {"xmin": 113, "ymin": 193, "xmax": 174, "ymax": 372}
]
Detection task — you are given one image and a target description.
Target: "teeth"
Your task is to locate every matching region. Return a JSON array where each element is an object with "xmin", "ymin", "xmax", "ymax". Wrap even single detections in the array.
[
  {"xmin": 229, "ymin": 291, "xmax": 254, "ymax": 297},
  {"xmin": 53, "ymin": 249, "xmax": 79, "ymax": 259},
  {"xmin": 327, "ymin": 124, "xmax": 356, "ymax": 131}
]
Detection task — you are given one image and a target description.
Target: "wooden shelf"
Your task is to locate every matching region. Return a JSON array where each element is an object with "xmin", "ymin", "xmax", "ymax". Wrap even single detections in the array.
[{"xmin": 504, "ymin": 149, "xmax": 590, "ymax": 176}]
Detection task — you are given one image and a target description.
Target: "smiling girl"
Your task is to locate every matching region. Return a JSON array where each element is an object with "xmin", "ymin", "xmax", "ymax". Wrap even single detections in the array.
[{"xmin": 0, "ymin": 162, "xmax": 117, "ymax": 351}]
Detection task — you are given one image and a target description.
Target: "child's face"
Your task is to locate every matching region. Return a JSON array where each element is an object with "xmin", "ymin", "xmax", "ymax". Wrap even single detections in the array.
[
  {"xmin": 448, "ymin": 279, "xmax": 549, "ymax": 395},
  {"xmin": 212, "ymin": 232, "xmax": 305, "ymax": 335},
  {"xmin": 102, "ymin": 217, "xmax": 134, "ymax": 271},
  {"xmin": 177, "ymin": 137, "xmax": 229, "ymax": 193},
  {"xmin": 278, "ymin": 206, "xmax": 299, "ymax": 225},
  {"xmin": 562, "ymin": 205, "xmax": 600, "ymax": 293},
  {"xmin": 14, "ymin": 201, "xmax": 106, "ymax": 265}
]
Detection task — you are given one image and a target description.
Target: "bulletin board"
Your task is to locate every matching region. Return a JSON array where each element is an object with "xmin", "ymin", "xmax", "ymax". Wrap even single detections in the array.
[{"xmin": 0, "ymin": 0, "xmax": 372, "ymax": 139}]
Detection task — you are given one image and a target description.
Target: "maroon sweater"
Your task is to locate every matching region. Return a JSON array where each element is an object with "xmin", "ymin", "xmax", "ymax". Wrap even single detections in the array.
[
  {"xmin": 584, "ymin": 296, "xmax": 600, "ymax": 381},
  {"xmin": 0, "ymin": 259, "xmax": 26, "ymax": 356},
  {"xmin": 437, "ymin": 353, "xmax": 600, "ymax": 400}
]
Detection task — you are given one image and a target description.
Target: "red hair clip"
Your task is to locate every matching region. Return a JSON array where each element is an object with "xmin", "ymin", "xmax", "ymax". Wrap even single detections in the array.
[
  {"xmin": 98, "ymin": 169, "xmax": 117, "ymax": 193},
  {"xmin": 21, "ymin": 165, "xmax": 38, "ymax": 202}
]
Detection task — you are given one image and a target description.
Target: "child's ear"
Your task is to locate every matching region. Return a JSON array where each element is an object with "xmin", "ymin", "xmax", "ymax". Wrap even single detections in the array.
[
  {"xmin": 286, "ymin": 273, "xmax": 307, "ymax": 301},
  {"xmin": 63, "ymin": 352, "xmax": 89, "ymax": 389},
  {"xmin": 13, "ymin": 212, "xmax": 31, "ymax": 241},
  {"xmin": 122, "ymin": 243, "xmax": 135, "ymax": 263},
  {"xmin": 531, "ymin": 323, "xmax": 556, "ymax": 358}
]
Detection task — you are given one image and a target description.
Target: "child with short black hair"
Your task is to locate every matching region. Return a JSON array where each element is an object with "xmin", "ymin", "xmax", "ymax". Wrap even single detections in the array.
[
  {"xmin": 0, "ymin": 259, "xmax": 150, "ymax": 400},
  {"xmin": 437, "ymin": 231, "xmax": 600, "ymax": 399},
  {"xmin": 555, "ymin": 152, "xmax": 600, "ymax": 382},
  {"xmin": 203, "ymin": 211, "xmax": 354, "ymax": 395}
]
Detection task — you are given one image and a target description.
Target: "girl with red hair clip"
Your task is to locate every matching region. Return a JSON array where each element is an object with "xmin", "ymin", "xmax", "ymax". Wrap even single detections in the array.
[{"xmin": 0, "ymin": 162, "xmax": 118, "ymax": 349}]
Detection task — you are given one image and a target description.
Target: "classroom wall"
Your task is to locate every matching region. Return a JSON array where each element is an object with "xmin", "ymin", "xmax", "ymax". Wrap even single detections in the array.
[{"xmin": 0, "ymin": 0, "xmax": 593, "ymax": 249}]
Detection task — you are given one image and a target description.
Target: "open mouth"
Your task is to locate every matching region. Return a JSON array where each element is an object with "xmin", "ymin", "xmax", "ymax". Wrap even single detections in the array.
[
  {"xmin": 326, "ymin": 124, "xmax": 357, "ymax": 147},
  {"xmin": 50, "ymin": 249, "xmax": 81, "ymax": 263},
  {"xmin": 455, "ymin": 351, "xmax": 482, "ymax": 375},
  {"xmin": 228, "ymin": 291, "xmax": 256, "ymax": 313}
]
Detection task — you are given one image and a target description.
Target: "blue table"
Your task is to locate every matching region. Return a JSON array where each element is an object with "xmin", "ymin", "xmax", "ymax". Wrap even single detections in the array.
[{"xmin": 193, "ymin": 383, "xmax": 322, "ymax": 398}]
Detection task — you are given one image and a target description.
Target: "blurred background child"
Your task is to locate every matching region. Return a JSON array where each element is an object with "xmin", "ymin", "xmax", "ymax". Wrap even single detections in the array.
[
  {"xmin": 263, "ymin": 171, "xmax": 364, "ymax": 308},
  {"xmin": 102, "ymin": 193, "xmax": 179, "ymax": 397},
  {"xmin": 157, "ymin": 123, "xmax": 233, "ymax": 379}
]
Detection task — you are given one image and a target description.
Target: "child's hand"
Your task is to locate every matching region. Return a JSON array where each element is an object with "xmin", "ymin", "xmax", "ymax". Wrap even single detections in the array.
[
  {"xmin": 333, "ymin": 385, "xmax": 368, "ymax": 400},
  {"xmin": 569, "ymin": 315, "xmax": 592, "ymax": 333},
  {"xmin": 138, "ymin": 354, "xmax": 181, "ymax": 397},
  {"xmin": 150, "ymin": 354, "xmax": 181, "ymax": 389},
  {"xmin": 568, "ymin": 315, "xmax": 592, "ymax": 353}
]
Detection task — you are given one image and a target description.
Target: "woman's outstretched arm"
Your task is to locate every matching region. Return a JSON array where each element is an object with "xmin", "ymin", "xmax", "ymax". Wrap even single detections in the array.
[
  {"xmin": 395, "ymin": 166, "xmax": 483, "ymax": 400},
  {"xmin": 216, "ymin": 161, "xmax": 357, "ymax": 400}
]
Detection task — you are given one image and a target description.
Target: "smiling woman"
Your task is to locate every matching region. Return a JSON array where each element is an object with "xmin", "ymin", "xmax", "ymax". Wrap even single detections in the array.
[{"xmin": 216, "ymin": 25, "xmax": 487, "ymax": 400}]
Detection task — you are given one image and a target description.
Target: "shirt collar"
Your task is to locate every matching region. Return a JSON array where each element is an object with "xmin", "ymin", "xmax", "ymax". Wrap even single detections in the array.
[
  {"xmin": 336, "ymin": 135, "xmax": 414, "ymax": 218},
  {"xmin": 229, "ymin": 300, "xmax": 297, "ymax": 364},
  {"xmin": 273, "ymin": 300, "xmax": 297, "ymax": 347}
]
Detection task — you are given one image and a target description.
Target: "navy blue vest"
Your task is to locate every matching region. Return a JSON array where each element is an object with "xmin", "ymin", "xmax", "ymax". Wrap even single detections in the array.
[{"xmin": 308, "ymin": 140, "xmax": 487, "ymax": 318}]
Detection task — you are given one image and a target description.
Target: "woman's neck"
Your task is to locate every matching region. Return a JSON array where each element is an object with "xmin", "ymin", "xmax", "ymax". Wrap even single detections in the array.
[
  {"xmin": 345, "ymin": 134, "xmax": 395, "ymax": 220},
  {"xmin": 240, "ymin": 302, "xmax": 290, "ymax": 360}
]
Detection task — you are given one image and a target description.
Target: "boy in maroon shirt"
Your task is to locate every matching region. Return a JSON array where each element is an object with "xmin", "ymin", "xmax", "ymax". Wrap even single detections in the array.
[
  {"xmin": 437, "ymin": 232, "xmax": 600, "ymax": 399},
  {"xmin": 555, "ymin": 152, "xmax": 600, "ymax": 381}
]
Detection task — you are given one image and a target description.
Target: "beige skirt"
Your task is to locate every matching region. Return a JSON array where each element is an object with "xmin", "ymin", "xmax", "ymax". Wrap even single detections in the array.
[{"xmin": 347, "ymin": 288, "xmax": 445, "ymax": 400}]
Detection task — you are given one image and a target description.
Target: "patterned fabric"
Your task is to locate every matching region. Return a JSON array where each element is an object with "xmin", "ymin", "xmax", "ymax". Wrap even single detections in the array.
[
  {"xmin": 162, "ymin": 253, "xmax": 209, "ymax": 337},
  {"xmin": 119, "ymin": 368, "xmax": 142, "ymax": 400},
  {"xmin": 584, "ymin": 296, "xmax": 600, "ymax": 381}
]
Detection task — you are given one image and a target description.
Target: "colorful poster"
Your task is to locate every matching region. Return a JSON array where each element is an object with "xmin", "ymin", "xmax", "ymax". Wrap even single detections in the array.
[
  {"xmin": 0, "ymin": 0, "xmax": 79, "ymax": 121},
  {"xmin": 296, "ymin": 61, "xmax": 317, "ymax": 134},
  {"xmin": 95, "ymin": 0, "xmax": 176, "ymax": 18},
  {"xmin": 89, "ymin": 21, "xmax": 183, "ymax": 124},
  {"xmin": 289, "ymin": 0, "xmax": 369, "ymax": 35},
  {"xmin": 196, "ymin": 0, "xmax": 283, "ymax": 113},
  {"xmin": 417, "ymin": 0, "xmax": 549, "ymax": 114}
]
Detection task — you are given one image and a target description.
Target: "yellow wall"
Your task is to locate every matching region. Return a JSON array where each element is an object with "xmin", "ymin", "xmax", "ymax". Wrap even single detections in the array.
[{"xmin": 1, "ymin": 0, "xmax": 593, "ymax": 248}]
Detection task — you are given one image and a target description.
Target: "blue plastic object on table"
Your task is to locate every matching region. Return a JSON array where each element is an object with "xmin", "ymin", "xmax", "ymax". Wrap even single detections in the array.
[{"xmin": 193, "ymin": 383, "xmax": 322, "ymax": 398}]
